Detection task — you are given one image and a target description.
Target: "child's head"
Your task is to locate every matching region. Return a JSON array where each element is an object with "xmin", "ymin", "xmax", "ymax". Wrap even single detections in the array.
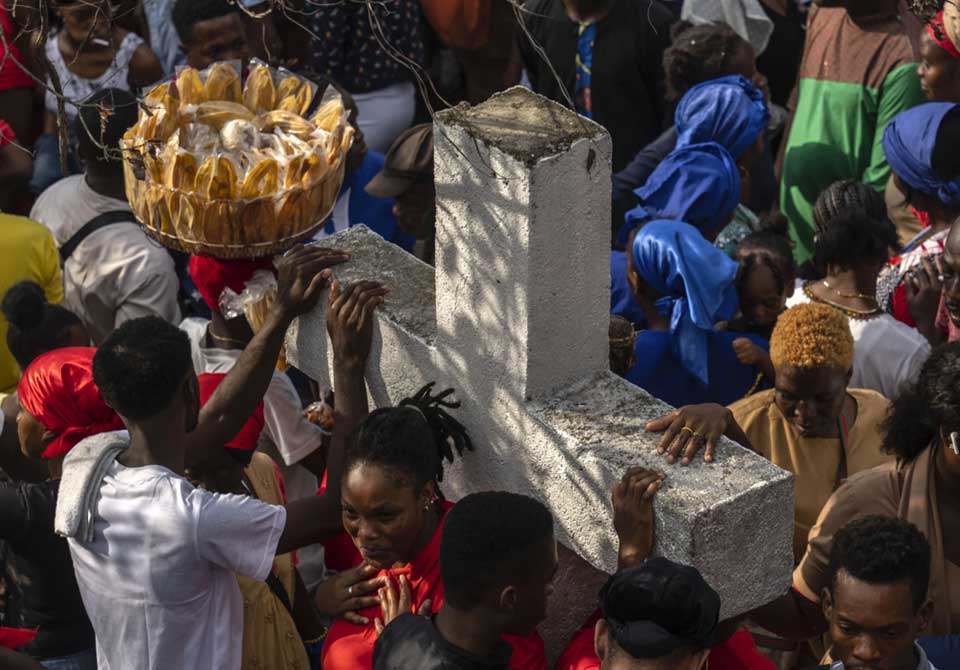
[{"xmin": 735, "ymin": 252, "xmax": 786, "ymax": 331}]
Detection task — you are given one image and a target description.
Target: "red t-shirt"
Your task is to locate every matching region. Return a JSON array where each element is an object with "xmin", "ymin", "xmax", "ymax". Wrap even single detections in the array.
[
  {"xmin": 556, "ymin": 610, "xmax": 774, "ymax": 670},
  {"xmin": 321, "ymin": 501, "xmax": 546, "ymax": 670}
]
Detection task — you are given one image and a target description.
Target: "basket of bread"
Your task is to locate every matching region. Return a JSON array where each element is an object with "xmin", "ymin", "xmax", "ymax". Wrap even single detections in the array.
[{"xmin": 121, "ymin": 61, "xmax": 353, "ymax": 258}]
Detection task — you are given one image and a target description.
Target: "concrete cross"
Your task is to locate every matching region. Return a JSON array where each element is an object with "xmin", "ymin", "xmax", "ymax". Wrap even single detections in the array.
[{"xmin": 287, "ymin": 87, "xmax": 794, "ymax": 657}]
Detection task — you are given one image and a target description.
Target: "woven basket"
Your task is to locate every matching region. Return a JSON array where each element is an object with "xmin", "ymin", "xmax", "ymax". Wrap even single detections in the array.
[{"xmin": 122, "ymin": 141, "xmax": 346, "ymax": 258}]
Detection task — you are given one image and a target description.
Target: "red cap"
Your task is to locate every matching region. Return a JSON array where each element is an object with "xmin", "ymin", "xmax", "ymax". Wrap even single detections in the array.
[
  {"xmin": 17, "ymin": 347, "xmax": 125, "ymax": 460},
  {"xmin": 196, "ymin": 373, "xmax": 264, "ymax": 452},
  {"xmin": 188, "ymin": 255, "xmax": 276, "ymax": 313}
]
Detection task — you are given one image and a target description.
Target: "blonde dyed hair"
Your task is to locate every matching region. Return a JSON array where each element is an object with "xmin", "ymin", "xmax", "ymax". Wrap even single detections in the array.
[{"xmin": 770, "ymin": 302, "xmax": 854, "ymax": 372}]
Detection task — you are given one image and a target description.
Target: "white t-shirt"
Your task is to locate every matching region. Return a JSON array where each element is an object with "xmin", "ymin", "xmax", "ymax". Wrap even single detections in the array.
[
  {"xmin": 180, "ymin": 317, "xmax": 328, "ymax": 588},
  {"xmin": 29, "ymin": 175, "xmax": 181, "ymax": 345},
  {"xmin": 787, "ymin": 289, "xmax": 931, "ymax": 400},
  {"xmin": 67, "ymin": 461, "xmax": 286, "ymax": 670}
]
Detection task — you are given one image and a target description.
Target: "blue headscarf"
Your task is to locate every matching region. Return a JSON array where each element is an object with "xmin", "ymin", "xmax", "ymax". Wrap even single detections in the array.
[
  {"xmin": 631, "ymin": 220, "xmax": 739, "ymax": 386},
  {"xmin": 883, "ymin": 102, "xmax": 960, "ymax": 206},
  {"xmin": 619, "ymin": 142, "xmax": 740, "ymax": 246},
  {"xmin": 675, "ymin": 75, "xmax": 769, "ymax": 159}
]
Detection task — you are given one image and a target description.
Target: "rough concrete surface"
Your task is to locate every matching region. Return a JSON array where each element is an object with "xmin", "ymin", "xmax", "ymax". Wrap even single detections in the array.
[{"xmin": 287, "ymin": 88, "xmax": 795, "ymax": 663}]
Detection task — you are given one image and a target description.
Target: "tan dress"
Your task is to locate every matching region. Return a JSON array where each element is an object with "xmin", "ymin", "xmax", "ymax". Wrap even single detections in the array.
[
  {"xmin": 729, "ymin": 388, "xmax": 893, "ymax": 561},
  {"xmin": 238, "ymin": 452, "xmax": 309, "ymax": 670},
  {"xmin": 795, "ymin": 445, "xmax": 958, "ymax": 635}
]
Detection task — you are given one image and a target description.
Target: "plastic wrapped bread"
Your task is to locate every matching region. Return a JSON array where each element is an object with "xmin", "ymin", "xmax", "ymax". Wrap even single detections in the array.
[{"xmin": 121, "ymin": 60, "xmax": 353, "ymax": 258}]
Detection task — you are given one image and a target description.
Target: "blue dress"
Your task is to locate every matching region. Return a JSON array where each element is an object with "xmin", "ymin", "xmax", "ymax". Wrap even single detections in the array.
[{"xmin": 626, "ymin": 329, "xmax": 770, "ymax": 407}]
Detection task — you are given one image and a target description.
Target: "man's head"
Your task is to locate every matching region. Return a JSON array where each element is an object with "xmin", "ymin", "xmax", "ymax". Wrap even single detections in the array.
[
  {"xmin": 560, "ymin": 0, "xmax": 615, "ymax": 23},
  {"xmin": 595, "ymin": 559, "xmax": 719, "ymax": 670},
  {"xmin": 75, "ymin": 88, "xmax": 138, "ymax": 180},
  {"xmin": 440, "ymin": 491, "xmax": 557, "ymax": 636},
  {"xmin": 609, "ymin": 315, "xmax": 637, "ymax": 377},
  {"xmin": 824, "ymin": 516, "xmax": 933, "ymax": 670},
  {"xmin": 769, "ymin": 303, "xmax": 854, "ymax": 438},
  {"xmin": 940, "ymin": 221, "xmax": 960, "ymax": 328},
  {"xmin": 93, "ymin": 317, "xmax": 198, "ymax": 431},
  {"xmin": 172, "ymin": 0, "xmax": 249, "ymax": 70},
  {"xmin": 365, "ymin": 124, "xmax": 435, "ymax": 239}
]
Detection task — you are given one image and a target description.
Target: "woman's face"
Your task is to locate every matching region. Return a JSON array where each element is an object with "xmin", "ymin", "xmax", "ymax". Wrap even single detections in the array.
[
  {"xmin": 16, "ymin": 405, "xmax": 51, "ymax": 460},
  {"xmin": 59, "ymin": 1, "xmax": 112, "ymax": 46},
  {"xmin": 919, "ymin": 31, "xmax": 960, "ymax": 103},
  {"xmin": 739, "ymin": 262, "xmax": 785, "ymax": 329},
  {"xmin": 342, "ymin": 463, "xmax": 433, "ymax": 569},
  {"xmin": 774, "ymin": 365, "xmax": 849, "ymax": 437}
]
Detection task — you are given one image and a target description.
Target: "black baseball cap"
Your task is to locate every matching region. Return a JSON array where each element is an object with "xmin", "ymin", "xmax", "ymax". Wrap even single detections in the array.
[{"xmin": 365, "ymin": 124, "xmax": 434, "ymax": 199}]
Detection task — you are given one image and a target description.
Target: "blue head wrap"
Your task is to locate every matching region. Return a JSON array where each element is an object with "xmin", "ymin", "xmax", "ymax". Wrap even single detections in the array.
[
  {"xmin": 631, "ymin": 220, "xmax": 739, "ymax": 386},
  {"xmin": 619, "ymin": 142, "xmax": 741, "ymax": 246},
  {"xmin": 883, "ymin": 102, "xmax": 960, "ymax": 207},
  {"xmin": 675, "ymin": 75, "xmax": 769, "ymax": 159}
]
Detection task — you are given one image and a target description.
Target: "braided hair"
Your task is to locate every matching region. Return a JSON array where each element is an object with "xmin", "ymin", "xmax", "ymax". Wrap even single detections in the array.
[
  {"xmin": 345, "ymin": 383, "xmax": 474, "ymax": 493},
  {"xmin": 811, "ymin": 180, "xmax": 898, "ymax": 272},
  {"xmin": 663, "ymin": 21, "xmax": 748, "ymax": 101}
]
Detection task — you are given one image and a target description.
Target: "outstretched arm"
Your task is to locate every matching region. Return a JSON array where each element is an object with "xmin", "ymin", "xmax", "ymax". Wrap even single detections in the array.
[
  {"xmin": 185, "ymin": 246, "xmax": 349, "ymax": 459},
  {"xmin": 276, "ymin": 280, "xmax": 389, "ymax": 555}
]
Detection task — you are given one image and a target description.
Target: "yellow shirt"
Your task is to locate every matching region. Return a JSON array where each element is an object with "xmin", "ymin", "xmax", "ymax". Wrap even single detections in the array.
[
  {"xmin": 729, "ymin": 388, "xmax": 893, "ymax": 561},
  {"xmin": 238, "ymin": 453, "xmax": 309, "ymax": 670},
  {"xmin": 0, "ymin": 214, "xmax": 63, "ymax": 393}
]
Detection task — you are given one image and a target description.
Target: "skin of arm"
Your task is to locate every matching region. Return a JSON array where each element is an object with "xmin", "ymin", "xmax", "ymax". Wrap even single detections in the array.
[
  {"xmin": 127, "ymin": 42, "xmax": 165, "ymax": 89},
  {"xmin": 183, "ymin": 246, "xmax": 349, "ymax": 461},
  {"xmin": 749, "ymin": 588, "xmax": 828, "ymax": 640},
  {"xmin": 275, "ymin": 280, "xmax": 387, "ymax": 555}
]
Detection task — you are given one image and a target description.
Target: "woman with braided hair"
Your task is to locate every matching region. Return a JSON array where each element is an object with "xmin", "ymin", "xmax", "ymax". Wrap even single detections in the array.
[
  {"xmin": 787, "ymin": 180, "xmax": 930, "ymax": 399},
  {"xmin": 317, "ymin": 384, "xmax": 546, "ymax": 670}
]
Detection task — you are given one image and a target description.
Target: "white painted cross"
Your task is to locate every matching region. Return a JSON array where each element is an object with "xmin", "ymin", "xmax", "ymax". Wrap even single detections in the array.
[{"xmin": 286, "ymin": 87, "xmax": 793, "ymax": 654}]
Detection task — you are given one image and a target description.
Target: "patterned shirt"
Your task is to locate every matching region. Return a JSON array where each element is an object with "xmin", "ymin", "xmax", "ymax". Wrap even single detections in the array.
[
  {"xmin": 574, "ymin": 22, "xmax": 596, "ymax": 118},
  {"xmin": 307, "ymin": 0, "xmax": 425, "ymax": 94}
]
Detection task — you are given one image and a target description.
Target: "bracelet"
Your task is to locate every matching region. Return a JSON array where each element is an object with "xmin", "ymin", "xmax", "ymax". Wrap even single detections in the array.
[{"xmin": 303, "ymin": 628, "xmax": 328, "ymax": 645}]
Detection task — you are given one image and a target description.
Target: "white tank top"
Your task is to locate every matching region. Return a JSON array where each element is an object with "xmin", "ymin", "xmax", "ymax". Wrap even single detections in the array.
[{"xmin": 44, "ymin": 31, "xmax": 143, "ymax": 126}]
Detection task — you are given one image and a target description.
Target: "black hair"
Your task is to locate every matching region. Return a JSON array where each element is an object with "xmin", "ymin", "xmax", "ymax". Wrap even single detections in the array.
[
  {"xmin": 93, "ymin": 316, "xmax": 193, "ymax": 420},
  {"xmin": 882, "ymin": 341, "xmax": 960, "ymax": 462},
  {"xmin": 609, "ymin": 315, "xmax": 636, "ymax": 378},
  {"xmin": 735, "ymin": 224, "xmax": 796, "ymax": 281},
  {"xmin": 811, "ymin": 180, "xmax": 898, "ymax": 272},
  {"xmin": 75, "ymin": 88, "xmax": 138, "ymax": 172},
  {"xmin": 908, "ymin": 0, "xmax": 942, "ymax": 23},
  {"xmin": 663, "ymin": 21, "xmax": 747, "ymax": 101},
  {"xmin": 1, "ymin": 281, "xmax": 84, "ymax": 370},
  {"xmin": 736, "ymin": 253, "xmax": 785, "ymax": 298},
  {"xmin": 440, "ymin": 491, "xmax": 553, "ymax": 610},
  {"xmin": 828, "ymin": 515, "xmax": 931, "ymax": 611},
  {"xmin": 172, "ymin": 0, "xmax": 238, "ymax": 43},
  {"xmin": 345, "ymin": 383, "xmax": 474, "ymax": 491},
  {"xmin": 932, "ymin": 108, "xmax": 960, "ymax": 183}
]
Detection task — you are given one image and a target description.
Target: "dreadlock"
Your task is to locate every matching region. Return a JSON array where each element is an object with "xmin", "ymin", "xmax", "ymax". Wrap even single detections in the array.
[
  {"xmin": 345, "ymin": 383, "xmax": 474, "ymax": 492},
  {"xmin": 663, "ymin": 21, "xmax": 747, "ymax": 101}
]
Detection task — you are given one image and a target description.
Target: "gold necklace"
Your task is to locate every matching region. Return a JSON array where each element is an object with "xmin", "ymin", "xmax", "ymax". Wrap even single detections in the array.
[
  {"xmin": 804, "ymin": 283, "xmax": 882, "ymax": 318},
  {"xmin": 822, "ymin": 279, "xmax": 878, "ymax": 303},
  {"xmin": 207, "ymin": 328, "xmax": 247, "ymax": 347}
]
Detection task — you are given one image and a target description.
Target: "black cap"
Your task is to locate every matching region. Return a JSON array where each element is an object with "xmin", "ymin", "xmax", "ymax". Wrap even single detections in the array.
[
  {"xmin": 365, "ymin": 123, "xmax": 433, "ymax": 199},
  {"xmin": 599, "ymin": 558, "xmax": 720, "ymax": 659}
]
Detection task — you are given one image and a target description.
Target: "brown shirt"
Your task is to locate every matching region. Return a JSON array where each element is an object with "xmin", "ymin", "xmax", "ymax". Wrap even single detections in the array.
[
  {"xmin": 794, "ymin": 446, "xmax": 957, "ymax": 635},
  {"xmin": 729, "ymin": 389, "xmax": 892, "ymax": 560}
]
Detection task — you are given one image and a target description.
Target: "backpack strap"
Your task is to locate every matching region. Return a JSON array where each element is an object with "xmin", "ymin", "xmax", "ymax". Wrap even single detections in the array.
[{"xmin": 60, "ymin": 210, "xmax": 138, "ymax": 264}]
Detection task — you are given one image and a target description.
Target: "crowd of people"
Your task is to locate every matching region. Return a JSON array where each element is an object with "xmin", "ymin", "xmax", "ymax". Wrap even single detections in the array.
[{"xmin": 1, "ymin": 0, "xmax": 960, "ymax": 669}]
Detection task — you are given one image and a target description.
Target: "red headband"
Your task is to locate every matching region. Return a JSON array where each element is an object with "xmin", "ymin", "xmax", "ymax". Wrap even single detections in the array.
[
  {"xmin": 17, "ymin": 347, "xmax": 125, "ymax": 460},
  {"xmin": 197, "ymin": 373, "xmax": 264, "ymax": 452},
  {"xmin": 188, "ymin": 255, "xmax": 276, "ymax": 313},
  {"xmin": 928, "ymin": 11, "xmax": 960, "ymax": 60}
]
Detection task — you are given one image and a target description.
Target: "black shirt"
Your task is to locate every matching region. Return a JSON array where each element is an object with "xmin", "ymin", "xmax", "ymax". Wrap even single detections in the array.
[
  {"xmin": 0, "ymin": 479, "xmax": 94, "ymax": 659},
  {"xmin": 373, "ymin": 614, "xmax": 513, "ymax": 670},
  {"xmin": 518, "ymin": 0, "xmax": 675, "ymax": 172}
]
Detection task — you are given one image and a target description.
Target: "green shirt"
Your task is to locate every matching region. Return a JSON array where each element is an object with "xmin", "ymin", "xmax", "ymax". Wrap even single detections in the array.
[{"xmin": 780, "ymin": 5, "xmax": 924, "ymax": 264}]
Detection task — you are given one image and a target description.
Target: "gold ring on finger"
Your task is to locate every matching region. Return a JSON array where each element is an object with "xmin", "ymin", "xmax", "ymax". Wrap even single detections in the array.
[{"xmin": 681, "ymin": 426, "xmax": 695, "ymax": 435}]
